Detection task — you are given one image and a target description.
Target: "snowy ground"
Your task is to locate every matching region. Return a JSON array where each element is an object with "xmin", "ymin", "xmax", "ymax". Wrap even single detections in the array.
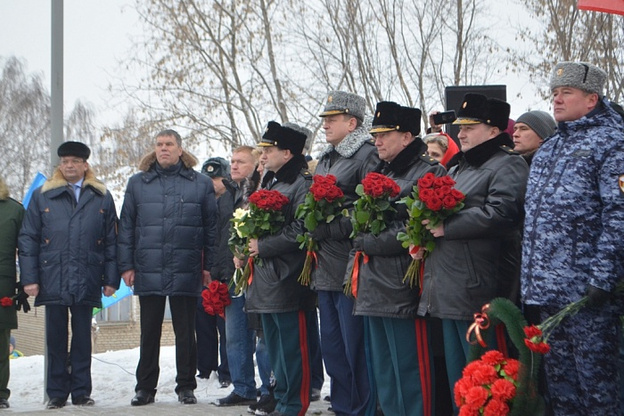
[{"xmin": 7, "ymin": 346, "xmax": 331, "ymax": 414}]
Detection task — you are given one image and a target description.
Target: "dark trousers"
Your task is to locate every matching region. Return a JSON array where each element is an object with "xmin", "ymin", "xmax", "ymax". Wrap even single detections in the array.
[
  {"xmin": 195, "ymin": 298, "xmax": 230, "ymax": 382},
  {"xmin": 136, "ymin": 296, "xmax": 197, "ymax": 394},
  {"xmin": 318, "ymin": 290, "xmax": 371, "ymax": 416},
  {"xmin": 0, "ymin": 329, "xmax": 10, "ymax": 400},
  {"xmin": 45, "ymin": 304, "xmax": 93, "ymax": 401}
]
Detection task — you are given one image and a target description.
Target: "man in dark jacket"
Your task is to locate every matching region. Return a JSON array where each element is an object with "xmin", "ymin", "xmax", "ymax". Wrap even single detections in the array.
[
  {"xmin": 195, "ymin": 157, "xmax": 230, "ymax": 386},
  {"xmin": 353, "ymin": 102, "xmax": 445, "ymax": 416},
  {"xmin": 246, "ymin": 121, "xmax": 316, "ymax": 416},
  {"xmin": 522, "ymin": 62, "xmax": 624, "ymax": 415},
  {"xmin": 118, "ymin": 129, "xmax": 217, "ymax": 406},
  {"xmin": 313, "ymin": 90, "xmax": 378, "ymax": 416},
  {"xmin": 0, "ymin": 176, "xmax": 25, "ymax": 409},
  {"xmin": 417, "ymin": 94, "xmax": 529, "ymax": 413},
  {"xmin": 19, "ymin": 142, "xmax": 119, "ymax": 409}
]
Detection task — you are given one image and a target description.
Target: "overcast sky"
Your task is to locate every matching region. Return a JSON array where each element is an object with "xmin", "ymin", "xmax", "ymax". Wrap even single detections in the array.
[{"xmin": 0, "ymin": 0, "xmax": 549, "ymax": 125}]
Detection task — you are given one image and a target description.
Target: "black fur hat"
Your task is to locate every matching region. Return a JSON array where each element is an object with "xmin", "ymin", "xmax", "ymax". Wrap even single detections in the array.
[
  {"xmin": 370, "ymin": 101, "xmax": 421, "ymax": 136},
  {"xmin": 453, "ymin": 93, "xmax": 510, "ymax": 131}
]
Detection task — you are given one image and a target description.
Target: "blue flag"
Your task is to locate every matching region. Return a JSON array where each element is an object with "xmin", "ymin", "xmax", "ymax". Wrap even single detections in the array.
[{"xmin": 22, "ymin": 172, "xmax": 47, "ymax": 208}]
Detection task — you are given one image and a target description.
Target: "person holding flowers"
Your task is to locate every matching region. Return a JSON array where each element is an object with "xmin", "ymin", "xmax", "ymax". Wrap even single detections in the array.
[
  {"xmin": 351, "ymin": 101, "xmax": 444, "ymax": 416},
  {"xmin": 245, "ymin": 121, "xmax": 317, "ymax": 416},
  {"xmin": 416, "ymin": 94, "xmax": 529, "ymax": 414},
  {"xmin": 310, "ymin": 90, "xmax": 378, "ymax": 416},
  {"xmin": 522, "ymin": 62, "xmax": 624, "ymax": 415}
]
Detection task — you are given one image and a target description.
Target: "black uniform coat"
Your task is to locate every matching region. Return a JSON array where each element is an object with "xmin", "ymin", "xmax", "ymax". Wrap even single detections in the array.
[
  {"xmin": 245, "ymin": 155, "xmax": 316, "ymax": 314},
  {"xmin": 352, "ymin": 139, "xmax": 445, "ymax": 318},
  {"xmin": 417, "ymin": 134, "xmax": 529, "ymax": 320}
]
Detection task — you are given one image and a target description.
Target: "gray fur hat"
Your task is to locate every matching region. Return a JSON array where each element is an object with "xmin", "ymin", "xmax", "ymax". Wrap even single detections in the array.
[
  {"xmin": 515, "ymin": 110, "xmax": 556, "ymax": 140},
  {"xmin": 550, "ymin": 62, "xmax": 607, "ymax": 97},
  {"xmin": 319, "ymin": 91, "xmax": 366, "ymax": 121}
]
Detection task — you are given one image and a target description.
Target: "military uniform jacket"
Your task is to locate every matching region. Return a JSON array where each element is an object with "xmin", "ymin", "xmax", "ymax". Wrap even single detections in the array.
[
  {"xmin": 19, "ymin": 169, "xmax": 119, "ymax": 307},
  {"xmin": 353, "ymin": 139, "xmax": 445, "ymax": 318},
  {"xmin": 313, "ymin": 126, "xmax": 379, "ymax": 292},
  {"xmin": 0, "ymin": 180, "xmax": 24, "ymax": 330},
  {"xmin": 418, "ymin": 134, "xmax": 529, "ymax": 321},
  {"xmin": 245, "ymin": 155, "xmax": 316, "ymax": 314},
  {"xmin": 522, "ymin": 98, "xmax": 624, "ymax": 307},
  {"xmin": 117, "ymin": 151, "xmax": 217, "ymax": 297}
]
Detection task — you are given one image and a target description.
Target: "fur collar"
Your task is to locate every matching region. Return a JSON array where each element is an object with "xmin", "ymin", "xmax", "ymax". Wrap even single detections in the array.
[
  {"xmin": 41, "ymin": 168, "xmax": 107, "ymax": 195},
  {"xmin": 261, "ymin": 154, "xmax": 308, "ymax": 187},
  {"xmin": 138, "ymin": 150, "xmax": 198, "ymax": 172},
  {"xmin": 319, "ymin": 125, "xmax": 372, "ymax": 159},
  {"xmin": 378, "ymin": 138, "xmax": 428, "ymax": 176},
  {"xmin": 448, "ymin": 133, "xmax": 514, "ymax": 168},
  {"xmin": 0, "ymin": 177, "xmax": 8, "ymax": 200}
]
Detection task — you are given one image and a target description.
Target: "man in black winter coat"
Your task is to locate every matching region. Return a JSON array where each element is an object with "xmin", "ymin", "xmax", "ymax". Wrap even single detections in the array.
[{"xmin": 118, "ymin": 129, "xmax": 217, "ymax": 406}]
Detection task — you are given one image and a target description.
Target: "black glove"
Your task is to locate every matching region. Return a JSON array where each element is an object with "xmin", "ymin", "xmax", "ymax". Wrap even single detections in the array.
[
  {"xmin": 311, "ymin": 223, "xmax": 332, "ymax": 242},
  {"xmin": 586, "ymin": 285, "xmax": 611, "ymax": 307},
  {"xmin": 352, "ymin": 234, "xmax": 365, "ymax": 251},
  {"xmin": 15, "ymin": 284, "xmax": 31, "ymax": 313}
]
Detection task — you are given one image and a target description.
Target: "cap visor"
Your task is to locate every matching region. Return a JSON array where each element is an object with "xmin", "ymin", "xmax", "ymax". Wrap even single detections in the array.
[
  {"xmin": 319, "ymin": 109, "xmax": 346, "ymax": 117},
  {"xmin": 257, "ymin": 141, "xmax": 276, "ymax": 147},
  {"xmin": 452, "ymin": 118, "xmax": 482, "ymax": 125},
  {"xmin": 369, "ymin": 126, "xmax": 398, "ymax": 134}
]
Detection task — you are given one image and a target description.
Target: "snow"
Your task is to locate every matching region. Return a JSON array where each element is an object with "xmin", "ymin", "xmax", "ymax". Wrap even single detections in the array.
[{"xmin": 8, "ymin": 346, "xmax": 244, "ymax": 411}]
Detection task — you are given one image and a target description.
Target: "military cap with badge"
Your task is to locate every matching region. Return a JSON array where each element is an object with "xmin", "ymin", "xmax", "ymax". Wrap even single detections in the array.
[
  {"xmin": 453, "ymin": 93, "xmax": 510, "ymax": 130},
  {"xmin": 319, "ymin": 91, "xmax": 366, "ymax": 122},
  {"xmin": 201, "ymin": 157, "xmax": 231, "ymax": 178},
  {"xmin": 370, "ymin": 101, "xmax": 422, "ymax": 136},
  {"xmin": 258, "ymin": 121, "xmax": 307, "ymax": 155}
]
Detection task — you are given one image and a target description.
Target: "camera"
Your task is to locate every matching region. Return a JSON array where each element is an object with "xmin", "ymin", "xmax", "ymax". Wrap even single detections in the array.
[{"xmin": 432, "ymin": 110, "xmax": 457, "ymax": 125}]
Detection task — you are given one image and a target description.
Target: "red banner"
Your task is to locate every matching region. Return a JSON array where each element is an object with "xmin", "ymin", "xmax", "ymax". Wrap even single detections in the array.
[{"xmin": 578, "ymin": 0, "xmax": 624, "ymax": 15}]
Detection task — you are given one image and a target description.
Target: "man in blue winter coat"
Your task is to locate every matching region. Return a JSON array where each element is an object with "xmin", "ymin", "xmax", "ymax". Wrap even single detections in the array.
[
  {"xmin": 118, "ymin": 129, "xmax": 217, "ymax": 406},
  {"xmin": 522, "ymin": 62, "xmax": 624, "ymax": 415},
  {"xmin": 19, "ymin": 141, "xmax": 119, "ymax": 409}
]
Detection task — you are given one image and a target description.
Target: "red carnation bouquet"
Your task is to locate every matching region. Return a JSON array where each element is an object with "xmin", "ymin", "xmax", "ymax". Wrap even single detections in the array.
[
  {"xmin": 295, "ymin": 174, "xmax": 346, "ymax": 286},
  {"xmin": 455, "ymin": 350, "xmax": 519, "ymax": 416},
  {"xmin": 201, "ymin": 280, "xmax": 232, "ymax": 318},
  {"xmin": 230, "ymin": 189, "xmax": 289, "ymax": 294},
  {"xmin": 397, "ymin": 172, "xmax": 465, "ymax": 289},
  {"xmin": 345, "ymin": 172, "xmax": 400, "ymax": 297}
]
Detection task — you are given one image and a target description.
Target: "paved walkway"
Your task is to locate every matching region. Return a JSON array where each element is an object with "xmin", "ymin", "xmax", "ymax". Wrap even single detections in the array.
[{"xmin": 5, "ymin": 397, "xmax": 333, "ymax": 415}]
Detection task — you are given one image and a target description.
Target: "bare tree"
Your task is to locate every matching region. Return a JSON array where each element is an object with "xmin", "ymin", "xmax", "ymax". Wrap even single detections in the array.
[
  {"xmin": 0, "ymin": 57, "xmax": 50, "ymax": 200},
  {"xmin": 513, "ymin": 0, "xmax": 624, "ymax": 101}
]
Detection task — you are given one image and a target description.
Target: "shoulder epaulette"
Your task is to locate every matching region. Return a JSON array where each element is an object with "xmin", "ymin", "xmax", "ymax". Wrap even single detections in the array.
[
  {"xmin": 300, "ymin": 170, "xmax": 313, "ymax": 179},
  {"xmin": 364, "ymin": 138, "xmax": 376, "ymax": 146},
  {"xmin": 499, "ymin": 145, "xmax": 518, "ymax": 155},
  {"xmin": 419, "ymin": 153, "xmax": 439, "ymax": 165}
]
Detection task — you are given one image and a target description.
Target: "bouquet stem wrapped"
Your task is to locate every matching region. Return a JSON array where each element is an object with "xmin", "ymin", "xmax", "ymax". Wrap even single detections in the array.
[
  {"xmin": 397, "ymin": 173, "xmax": 465, "ymax": 290},
  {"xmin": 345, "ymin": 172, "xmax": 400, "ymax": 297},
  {"xmin": 228, "ymin": 190, "xmax": 289, "ymax": 295},
  {"xmin": 295, "ymin": 174, "xmax": 346, "ymax": 286}
]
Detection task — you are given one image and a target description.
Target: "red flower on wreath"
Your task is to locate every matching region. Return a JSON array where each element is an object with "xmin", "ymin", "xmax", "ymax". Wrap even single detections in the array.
[
  {"xmin": 455, "ymin": 350, "xmax": 519, "ymax": 416},
  {"xmin": 0, "ymin": 297, "xmax": 13, "ymax": 307}
]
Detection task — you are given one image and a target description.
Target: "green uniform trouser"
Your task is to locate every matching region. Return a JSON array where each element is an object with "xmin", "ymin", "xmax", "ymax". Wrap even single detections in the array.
[
  {"xmin": 0, "ymin": 329, "xmax": 10, "ymax": 399},
  {"xmin": 368, "ymin": 316, "xmax": 435, "ymax": 416}
]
